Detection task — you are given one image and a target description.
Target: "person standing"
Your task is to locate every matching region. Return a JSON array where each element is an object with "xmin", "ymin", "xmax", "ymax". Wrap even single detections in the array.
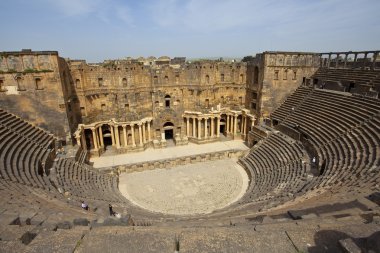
[{"xmin": 109, "ymin": 204, "xmax": 115, "ymax": 216}]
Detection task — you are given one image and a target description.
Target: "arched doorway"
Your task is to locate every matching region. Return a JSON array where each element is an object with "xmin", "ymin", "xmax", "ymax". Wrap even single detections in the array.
[
  {"xmin": 219, "ymin": 118, "xmax": 226, "ymax": 135},
  {"xmin": 84, "ymin": 129, "xmax": 93, "ymax": 150},
  {"xmin": 163, "ymin": 122, "xmax": 174, "ymax": 140},
  {"xmin": 102, "ymin": 125, "xmax": 113, "ymax": 148}
]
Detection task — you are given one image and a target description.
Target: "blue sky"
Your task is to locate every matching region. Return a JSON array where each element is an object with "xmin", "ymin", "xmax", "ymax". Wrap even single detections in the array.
[{"xmin": 0, "ymin": 0, "xmax": 379, "ymax": 62}]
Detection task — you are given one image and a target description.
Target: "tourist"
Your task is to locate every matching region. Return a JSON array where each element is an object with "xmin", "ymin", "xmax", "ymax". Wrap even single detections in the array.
[
  {"xmin": 81, "ymin": 201, "xmax": 89, "ymax": 211},
  {"xmin": 109, "ymin": 204, "xmax": 115, "ymax": 216}
]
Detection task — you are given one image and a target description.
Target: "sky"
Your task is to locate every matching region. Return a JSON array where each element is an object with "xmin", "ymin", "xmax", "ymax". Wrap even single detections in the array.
[{"xmin": 0, "ymin": 0, "xmax": 379, "ymax": 62}]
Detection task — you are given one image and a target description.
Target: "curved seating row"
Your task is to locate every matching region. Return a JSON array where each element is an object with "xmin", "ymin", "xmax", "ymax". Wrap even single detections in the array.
[
  {"xmin": 239, "ymin": 132, "xmax": 309, "ymax": 204},
  {"xmin": 0, "ymin": 109, "xmax": 55, "ymax": 191},
  {"xmin": 271, "ymin": 88, "xmax": 380, "ymax": 195},
  {"xmin": 0, "ymin": 108, "xmax": 127, "ymax": 212},
  {"xmin": 55, "ymin": 158, "xmax": 126, "ymax": 203}
]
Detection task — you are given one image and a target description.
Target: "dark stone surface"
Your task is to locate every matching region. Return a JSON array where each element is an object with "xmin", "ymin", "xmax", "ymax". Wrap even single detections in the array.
[
  {"xmin": 73, "ymin": 218, "xmax": 89, "ymax": 226},
  {"xmin": 56, "ymin": 221, "xmax": 72, "ymax": 230}
]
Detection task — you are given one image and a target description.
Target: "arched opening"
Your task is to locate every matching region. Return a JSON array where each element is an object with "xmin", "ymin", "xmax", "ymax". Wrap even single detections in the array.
[
  {"xmin": 75, "ymin": 79, "xmax": 81, "ymax": 89},
  {"xmin": 35, "ymin": 78, "xmax": 43, "ymax": 90},
  {"xmin": 84, "ymin": 129, "xmax": 93, "ymax": 150},
  {"xmin": 163, "ymin": 122, "xmax": 174, "ymax": 140},
  {"xmin": 205, "ymin": 75, "xmax": 210, "ymax": 84},
  {"xmin": 122, "ymin": 78, "xmax": 127, "ymax": 87},
  {"xmin": 219, "ymin": 118, "xmax": 226, "ymax": 135},
  {"xmin": 237, "ymin": 115, "xmax": 242, "ymax": 133},
  {"xmin": 102, "ymin": 125, "xmax": 113, "ymax": 147},
  {"xmin": 253, "ymin": 66, "xmax": 259, "ymax": 84},
  {"xmin": 165, "ymin": 95, "xmax": 171, "ymax": 108}
]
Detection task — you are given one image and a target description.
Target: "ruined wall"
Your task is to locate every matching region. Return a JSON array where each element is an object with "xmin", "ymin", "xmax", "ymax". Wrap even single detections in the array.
[
  {"xmin": 70, "ymin": 60, "xmax": 247, "ymax": 136},
  {"xmin": 0, "ymin": 50, "xmax": 75, "ymax": 141},
  {"xmin": 246, "ymin": 52, "xmax": 320, "ymax": 120}
]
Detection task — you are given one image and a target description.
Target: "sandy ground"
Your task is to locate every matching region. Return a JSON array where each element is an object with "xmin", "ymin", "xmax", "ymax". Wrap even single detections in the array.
[
  {"xmin": 91, "ymin": 140, "xmax": 248, "ymax": 168},
  {"xmin": 119, "ymin": 159, "xmax": 249, "ymax": 215}
]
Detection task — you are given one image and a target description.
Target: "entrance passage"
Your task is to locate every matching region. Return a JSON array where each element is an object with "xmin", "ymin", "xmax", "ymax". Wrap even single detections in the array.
[
  {"xmin": 165, "ymin": 129, "xmax": 173, "ymax": 140},
  {"xmin": 219, "ymin": 125, "xmax": 225, "ymax": 135},
  {"xmin": 219, "ymin": 119, "xmax": 226, "ymax": 136},
  {"xmin": 103, "ymin": 130, "xmax": 112, "ymax": 147},
  {"xmin": 163, "ymin": 121, "xmax": 175, "ymax": 140}
]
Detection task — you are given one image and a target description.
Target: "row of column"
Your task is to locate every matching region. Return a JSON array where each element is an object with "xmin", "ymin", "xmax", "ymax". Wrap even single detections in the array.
[
  {"xmin": 185, "ymin": 116, "xmax": 221, "ymax": 139},
  {"xmin": 184, "ymin": 115, "xmax": 250, "ymax": 139},
  {"xmin": 87, "ymin": 120, "xmax": 152, "ymax": 151},
  {"xmin": 322, "ymin": 52, "xmax": 379, "ymax": 69}
]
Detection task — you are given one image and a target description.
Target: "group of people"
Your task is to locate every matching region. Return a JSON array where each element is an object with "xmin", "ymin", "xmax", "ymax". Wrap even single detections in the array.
[{"xmin": 81, "ymin": 201, "xmax": 118, "ymax": 217}]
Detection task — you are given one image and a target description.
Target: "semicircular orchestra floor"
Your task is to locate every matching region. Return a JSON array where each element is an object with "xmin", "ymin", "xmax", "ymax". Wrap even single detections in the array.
[{"xmin": 118, "ymin": 159, "xmax": 249, "ymax": 215}]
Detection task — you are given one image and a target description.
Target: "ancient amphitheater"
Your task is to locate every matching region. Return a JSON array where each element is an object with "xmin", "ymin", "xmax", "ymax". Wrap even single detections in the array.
[{"xmin": 0, "ymin": 49, "xmax": 379, "ymax": 252}]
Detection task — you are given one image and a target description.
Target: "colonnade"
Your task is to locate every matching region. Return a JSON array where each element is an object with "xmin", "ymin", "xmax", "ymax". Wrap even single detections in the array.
[
  {"xmin": 184, "ymin": 116, "xmax": 221, "ymax": 139},
  {"xmin": 79, "ymin": 119, "xmax": 153, "ymax": 151},
  {"xmin": 183, "ymin": 113, "xmax": 251, "ymax": 140},
  {"xmin": 321, "ymin": 50, "xmax": 379, "ymax": 70}
]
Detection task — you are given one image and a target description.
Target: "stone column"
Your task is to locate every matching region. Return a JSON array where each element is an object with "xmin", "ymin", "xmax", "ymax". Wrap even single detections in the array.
[
  {"xmin": 226, "ymin": 115, "xmax": 230, "ymax": 133},
  {"xmin": 353, "ymin": 53, "xmax": 358, "ymax": 68},
  {"xmin": 230, "ymin": 115, "xmax": 234, "ymax": 133},
  {"xmin": 242, "ymin": 116, "xmax": 246, "ymax": 135},
  {"xmin": 147, "ymin": 120, "xmax": 151, "ymax": 141},
  {"xmin": 115, "ymin": 125, "xmax": 120, "ymax": 149},
  {"xmin": 327, "ymin": 54, "xmax": 331, "ymax": 68},
  {"xmin": 216, "ymin": 117, "xmax": 220, "ymax": 137},
  {"xmin": 234, "ymin": 115, "xmax": 237, "ymax": 135},
  {"xmin": 99, "ymin": 126, "xmax": 104, "ymax": 147},
  {"xmin": 110, "ymin": 125, "xmax": 115, "ymax": 146},
  {"xmin": 131, "ymin": 124, "xmax": 136, "ymax": 147},
  {"xmin": 96, "ymin": 127, "xmax": 101, "ymax": 149},
  {"xmin": 192, "ymin": 117, "xmax": 196, "ymax": 137},
  {"xmin": 81, "ymin": 133, "xmax": 87, "ymax": 150},
  {"xmin": 211, "ymin": 117, "xmax": 214, "ymax": 138},
  {"xmin": 123, "ymin": 125, "xmax": 127, "ymax": 147},
  {"xmin": 91, "ymin": 128, "xmax": 98, "ymax": 150},
  {"xmin": 335, "ymin": 54, "xmax": 339, "ymax": 68},
  {"xmin": 363, "ymin": 53, "xmax": 368, "ymax": 69},
  {"xmin": 204, "ymin": 118, "xmax": 208, "ymax": 138},
  {"xmin": 138, "ymin": 123, "xmax": 143, "ymax": 146},
  {"xmin": 372, "ymin": 52, "xmax": 378, "ymax": 70},
  {"xmin": 197, "ymin": 118, "xmax": 201, "ymax": 139},
  {"xmin": 186, "ymin": 117, "xmax": 190, "ymax": 137},
  {"xmin": 75, "ymin": 136, "xmax": 81, "ymax": 147},
  {"xmin": 142, "ymin": 122, "xmax": 146, "ymax": 144},
  {"xmin": 344, "ymin": 53, "xmax": 348, "ymax": 69}
]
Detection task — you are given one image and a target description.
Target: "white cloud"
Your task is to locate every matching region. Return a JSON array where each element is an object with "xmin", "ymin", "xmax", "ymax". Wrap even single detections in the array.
[
  {"xmin": 148, "ymin": 0, "xmax": 380, "ymax": 34},
  {"xmin": 43, "ymin": 0, "xmax": 134, "ymax": 26}
]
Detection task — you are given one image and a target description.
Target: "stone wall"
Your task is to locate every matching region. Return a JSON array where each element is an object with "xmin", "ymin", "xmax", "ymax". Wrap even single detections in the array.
[
  {"xmin": 0, "ymin": 50, "xmax": 77, "ymax": 142},
  {"xmin": 245, "ymin": 52, "xmax": 320, "ymax": 120},
  {"xmin": 0, "ymin": 49, "xmax": 323, "ymax": 149},
  {"xmin": 69, "ymin": 59, "xmax": 247, "ymax": 141},
  {"xmin": 108, "ymin": 149, "xmax": 247, "ymax": 173}
]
